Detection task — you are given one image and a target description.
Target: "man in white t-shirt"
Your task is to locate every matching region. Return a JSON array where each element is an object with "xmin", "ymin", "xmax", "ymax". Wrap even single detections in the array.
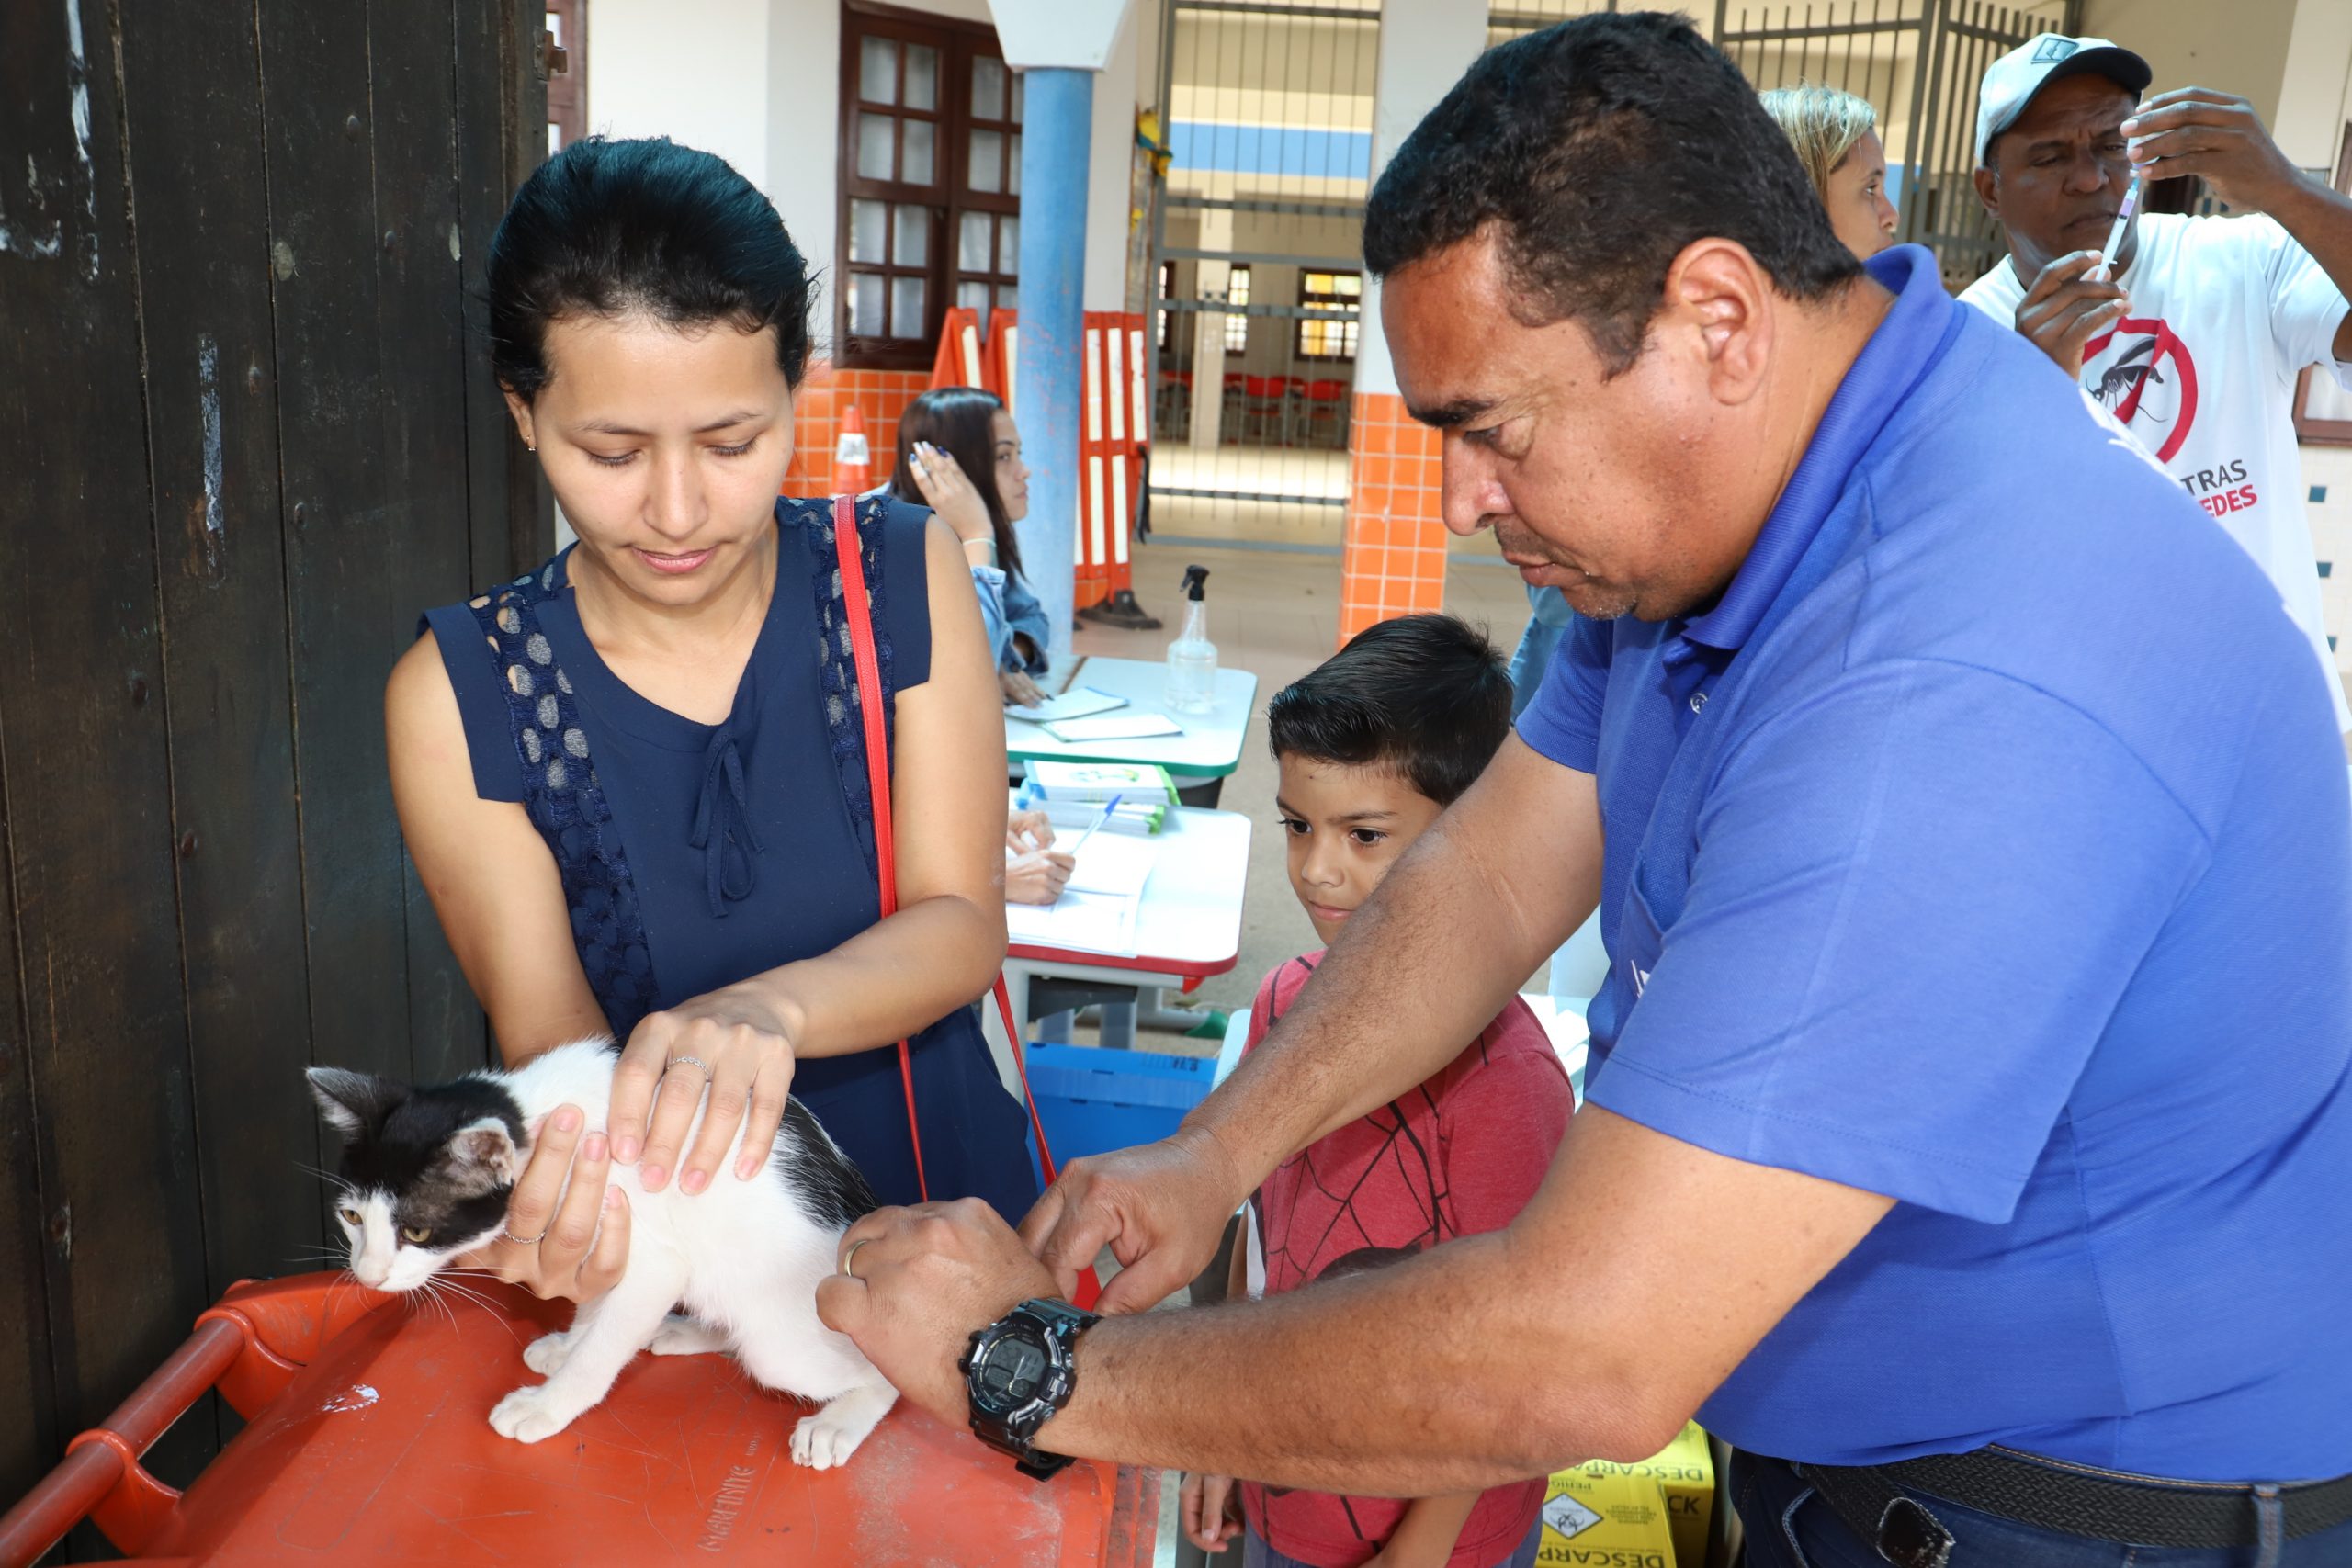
[{"xmin": 1961, "ymin": 33, "xmax": 2352, "ymax": 731}]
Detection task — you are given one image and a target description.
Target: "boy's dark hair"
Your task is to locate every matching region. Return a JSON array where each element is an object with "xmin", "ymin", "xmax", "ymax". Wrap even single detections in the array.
[
  {"xmin": 1267, "ymin": 615, "xmax": 1512, "ymax": 807},
  {"xmin": 488, "ymin": 136, "xmax": 813, "ymax": 400},
  {"xmin": 1361, "ymin": 11, "xmax": 1862, "ymax": 376}
]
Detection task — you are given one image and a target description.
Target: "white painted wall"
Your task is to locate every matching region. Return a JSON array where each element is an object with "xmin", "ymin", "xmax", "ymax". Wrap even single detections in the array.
[
  {"xmin": 2078, "ymin": 0, "xmax": 2298, "ymax": 133},
  {"xmin": 1352, "ymin": 0, "xmax": 1487, "ymax": 400},
  {"xmin": 1086, "ymin": 2, "xmax": 1143, "ymax": 309},
  {"xmin": 2274, "ymin": 0, "xmax": 2352, "ymax": 172},
  {"xmin": 768, "ymin": 0, "xmax": 842, "ymax": 352},
  {"xmin": 588, "ymin": 0, "xmax": 774, "ymax": 192}
]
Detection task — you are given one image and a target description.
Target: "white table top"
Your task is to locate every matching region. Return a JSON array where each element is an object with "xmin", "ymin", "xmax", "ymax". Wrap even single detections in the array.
[
  {"xmin": 1007, "ymin": 805, "xmax": 1252, "ymax": 977},
  {"xmin": 1006, "ymin": 655, "xmax": 1259, "ymax": 778}
]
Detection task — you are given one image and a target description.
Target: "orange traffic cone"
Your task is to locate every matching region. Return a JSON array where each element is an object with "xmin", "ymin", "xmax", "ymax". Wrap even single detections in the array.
[{"xmin": 831, "ymin": 403, "xmax": 873, "ymax": 494}]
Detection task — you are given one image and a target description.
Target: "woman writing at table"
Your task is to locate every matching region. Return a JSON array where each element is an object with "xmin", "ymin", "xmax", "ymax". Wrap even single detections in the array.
[
  {"xmin": 384, "ymin": 136, "xmax": 1038, "ymax": 1298},
  {"xmin": 887, "ymin": 389, "xmax": 1073, "ymax": 906}
]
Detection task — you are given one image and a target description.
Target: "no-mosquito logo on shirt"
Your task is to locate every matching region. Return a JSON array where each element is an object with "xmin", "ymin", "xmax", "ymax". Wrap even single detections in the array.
[{"xmin": 2083, "ymin": 317, "xmax": 2200, "ymax": 463}]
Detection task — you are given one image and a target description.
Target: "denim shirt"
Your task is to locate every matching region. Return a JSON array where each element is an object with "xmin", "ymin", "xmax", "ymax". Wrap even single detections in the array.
[
  {"xmin": 875, "ymin": 482, "xmax": 1048, "ymax": 676},
  {"xmin": 970, "ymin": 563, "xmax": 1049, "ymax": 676}
]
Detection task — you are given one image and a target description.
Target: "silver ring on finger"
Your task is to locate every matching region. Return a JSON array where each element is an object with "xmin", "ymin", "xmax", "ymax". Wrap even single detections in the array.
[
  {"xmin": 502, "ymin": 1223, "xmax": 549, "ymax": 1247},
  {"xmin": 668, "ymin": 1054, "xmax": 712, "ymax": 1077},
  {"xmin": 841, "ymin": 1237, "xmax": 874, "ymax": 1280}
]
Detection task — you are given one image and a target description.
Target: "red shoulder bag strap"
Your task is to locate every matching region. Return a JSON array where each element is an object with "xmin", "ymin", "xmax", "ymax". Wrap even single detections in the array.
[{"xmin": 831, "ymin": 498, "xmax": 1080, "ymax": 1229}]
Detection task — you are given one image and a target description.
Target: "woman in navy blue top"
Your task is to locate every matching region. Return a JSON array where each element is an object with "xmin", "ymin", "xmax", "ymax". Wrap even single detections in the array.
[{"xmin": 386, "ymin": 137, "xmax": 1035, "ymax": 1301}]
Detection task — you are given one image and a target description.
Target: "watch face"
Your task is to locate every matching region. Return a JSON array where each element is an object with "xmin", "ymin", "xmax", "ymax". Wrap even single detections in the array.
[{"xmin": 974, "ymin": 1333, "xmax": 1049, "ymax": 1411}]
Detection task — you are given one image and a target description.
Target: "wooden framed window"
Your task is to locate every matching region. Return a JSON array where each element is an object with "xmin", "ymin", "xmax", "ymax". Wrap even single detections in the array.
[
  {"xmin": 1224, "ymin": 265, "xmax": 1250, "ymax": 354},
  {"xmin": 1295, "ymin": 269, "xmax": 1361, "ymax": 360},
  {"xmin": 838, "ymin": 3, "xmax": 1021, "ymax": 370},
  {"xmin": 2293, "ymin": 123, "xmax": 2352, "ymax": 446}
]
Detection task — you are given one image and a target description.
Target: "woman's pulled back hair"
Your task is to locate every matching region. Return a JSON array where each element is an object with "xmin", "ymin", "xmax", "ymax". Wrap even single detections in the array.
[
  {"xmin": 488, "ymin": 136, "xmax": 813, "ymax": 400},
  {"xmin": 1758, "ymin": 83, "xmax": 1881, "ymax": 204},
  {"xmin": 1362, "ymin": 12, "xmax": 1862, "ymax": 377},
  {"xmin": 1266, "ymin": 614, "xmax": 1512, "ymax": 807},
  {"xmin": 891, "ymin": 387, "xmax": 1023, "ymax": 581}
]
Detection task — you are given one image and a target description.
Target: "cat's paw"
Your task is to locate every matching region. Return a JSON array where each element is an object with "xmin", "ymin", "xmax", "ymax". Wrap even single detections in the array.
[
  {"xmin": 489, "ymin": 1382, "xmax": 586, "ymax": 1444},
  {"xmin": 790, "ymin": 1384, "xmax": 896, "ymax": 1470},
  {"xmin": 648, "ymin": 1316, "xmax": 728, "ymax": 1358},
  {"xmin": 522, "ymin": 1330, "xmax": 573, "ymax": 1375}
]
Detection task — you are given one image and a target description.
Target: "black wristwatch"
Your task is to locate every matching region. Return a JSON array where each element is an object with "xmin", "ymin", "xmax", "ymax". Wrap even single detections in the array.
[{"xmin": 959, "ymin": 1298, "xmax": 1100, "ymax": 1480}]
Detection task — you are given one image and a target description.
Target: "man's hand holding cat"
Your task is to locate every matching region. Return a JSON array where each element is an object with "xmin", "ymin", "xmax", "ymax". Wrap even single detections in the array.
[
  {"xmin": 458, "ymin": 1104, "xmax": 632, "ymax": 1302},
  {"xmin": 816, "ymin": 1199, "xmax": 1057, "ymax": 1425},
  {"xmin": 612, "ymin": 984, "xmax": 803, "ymax": 1195}
]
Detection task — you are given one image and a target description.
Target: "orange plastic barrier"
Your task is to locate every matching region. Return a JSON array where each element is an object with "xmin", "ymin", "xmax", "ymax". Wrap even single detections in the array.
[
  {"xmin": 930, "ymin": 305, "xmax": 990, "ymax": 392},
  {"xmin": 0, "ymin": 1273, "xmax": 1158, "ymax": 1567},
  {"xmin": 1076, "ymin": 311, "xmax": 1148, "ymax": 610}
]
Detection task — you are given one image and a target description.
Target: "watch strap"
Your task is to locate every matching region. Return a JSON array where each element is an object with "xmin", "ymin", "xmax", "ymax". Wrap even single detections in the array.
[{"xmin": 1016, "ymin": 1297, "xmax": 1102, "ymax": 1340}]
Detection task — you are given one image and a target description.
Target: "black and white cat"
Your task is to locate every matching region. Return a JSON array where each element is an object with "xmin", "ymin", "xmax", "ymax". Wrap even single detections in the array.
[{"xmin": 307, "ymin": 1038, "xmax": 898, "ymax": 1468}]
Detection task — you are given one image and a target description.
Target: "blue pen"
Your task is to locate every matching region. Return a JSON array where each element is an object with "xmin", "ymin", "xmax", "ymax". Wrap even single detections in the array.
[{"xmin": 1067, "ymin": 794, "xmax": 1124, "ymax": 857}]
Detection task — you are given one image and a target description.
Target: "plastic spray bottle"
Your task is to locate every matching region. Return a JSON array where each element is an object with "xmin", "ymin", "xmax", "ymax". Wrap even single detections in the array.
[{"xmin": 1165, "ymin": 565, "xmax": 1217, "ymax": 714}]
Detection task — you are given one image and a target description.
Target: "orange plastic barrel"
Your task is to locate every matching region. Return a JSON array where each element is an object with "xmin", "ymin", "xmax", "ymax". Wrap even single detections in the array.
[{"xmin": 0, "ymin": 1274, "xmax": 1159, "ymax": 1567}]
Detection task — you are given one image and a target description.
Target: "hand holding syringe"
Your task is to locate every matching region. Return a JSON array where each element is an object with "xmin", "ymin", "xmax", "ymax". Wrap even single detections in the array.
[{"xmin": 2086, "ymin": 170, "xmax": 2143, "ymax": 284}]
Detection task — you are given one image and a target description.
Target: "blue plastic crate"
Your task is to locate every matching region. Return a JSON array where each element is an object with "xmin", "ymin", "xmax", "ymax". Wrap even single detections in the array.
[{"xmin": 1023, "ymin": 1043, "xmax": 1219, "ymax": 1167}]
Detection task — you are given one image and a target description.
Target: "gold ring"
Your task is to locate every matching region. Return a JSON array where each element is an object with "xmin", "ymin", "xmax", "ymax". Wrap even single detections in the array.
[
  {"xmin": 840, "ymin": 1237, "xmax": 874, "ymax": 1280},
  {"xmin": 668, "ymin": 1055, "xmax": 712, "ymax": 1076}
]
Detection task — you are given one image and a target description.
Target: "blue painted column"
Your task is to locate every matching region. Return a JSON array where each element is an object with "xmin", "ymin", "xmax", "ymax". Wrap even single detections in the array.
[{"xmin": 1011, "ymin": 66, "xmax": 1091, "ymax": 667}]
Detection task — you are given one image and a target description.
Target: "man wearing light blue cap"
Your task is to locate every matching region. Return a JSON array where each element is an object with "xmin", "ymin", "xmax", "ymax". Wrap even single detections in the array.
[{"xmin": 1963, "ymin": 32, "xmax": 2352, "ymax": 734}]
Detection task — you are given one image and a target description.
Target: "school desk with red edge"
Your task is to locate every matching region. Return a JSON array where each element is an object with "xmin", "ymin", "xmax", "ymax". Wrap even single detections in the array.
[
  {"xmin": 0, "ymin": 1272, "xmax": 1160, "ymax": 1568},
  {"xmin": 998, "ymin": 806, "xmax": 1252, "ymax": 1062}
]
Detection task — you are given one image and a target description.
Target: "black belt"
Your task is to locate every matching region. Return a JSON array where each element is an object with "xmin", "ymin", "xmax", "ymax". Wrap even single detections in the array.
[{"xmin": 1782, "ymin": 1445, "xmax": 2352, "ymax": 1567}]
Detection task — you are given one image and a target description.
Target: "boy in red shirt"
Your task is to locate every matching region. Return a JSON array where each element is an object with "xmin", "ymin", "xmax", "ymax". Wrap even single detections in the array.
[{"xmin": 1181, "ymin": 615, "xmax": 1574, "ymax": 1568}]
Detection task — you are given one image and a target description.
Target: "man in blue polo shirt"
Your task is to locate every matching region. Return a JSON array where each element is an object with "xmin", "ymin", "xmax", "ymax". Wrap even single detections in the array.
[{"xmin": 814, "ymin": 15, "xmax": 2352, "ymax": 1563}]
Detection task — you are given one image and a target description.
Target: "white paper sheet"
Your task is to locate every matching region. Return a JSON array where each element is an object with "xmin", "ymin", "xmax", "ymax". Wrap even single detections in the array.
[{"xmin": 1007, "ymin": 685, "xmax": 1128, "ymax": 725}]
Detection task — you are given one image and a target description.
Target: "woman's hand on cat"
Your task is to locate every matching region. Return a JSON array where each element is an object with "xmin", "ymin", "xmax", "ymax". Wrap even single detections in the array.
[
  {"xmin": 611, "ymin": 987, "xmax": 800, "ymax": 1195},
  {"xmin": 459, "ymin": 1104, "xmax": 631, "ymax": 1303},
  {"xmin": 816, "ymin": 1199, "xmax": 1057, "ymax": 1426}
]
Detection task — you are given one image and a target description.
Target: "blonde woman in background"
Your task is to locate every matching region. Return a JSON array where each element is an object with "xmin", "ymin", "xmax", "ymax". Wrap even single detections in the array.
[{"xmin": 1760, "ymin": 84, "xmax": 1899, "ymax": 258}]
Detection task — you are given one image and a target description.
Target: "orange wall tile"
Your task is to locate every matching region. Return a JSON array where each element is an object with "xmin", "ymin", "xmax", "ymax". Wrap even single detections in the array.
[
  {"xmin": 1338, "ymin": 391, "xmax": 1451, "ymax": 645},
  {"xmin": 787, "ymin": 360, "xmax": 932, "ymax": 492}
]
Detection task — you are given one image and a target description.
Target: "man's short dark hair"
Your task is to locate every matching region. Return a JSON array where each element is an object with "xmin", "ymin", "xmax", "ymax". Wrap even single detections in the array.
[
  {"xmin": 1363, "ymin": 11, "xmax": 1863, "ymax": 374},
  {"xmin": 1267, "ymin": 615, "xmax": 1513, "ymax": 807}
]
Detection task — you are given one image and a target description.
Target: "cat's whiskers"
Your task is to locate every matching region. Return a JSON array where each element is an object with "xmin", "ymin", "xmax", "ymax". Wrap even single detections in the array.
[{"xmin": 424, "ymin": 1271, "xmax": 523, "ymax": 1345}]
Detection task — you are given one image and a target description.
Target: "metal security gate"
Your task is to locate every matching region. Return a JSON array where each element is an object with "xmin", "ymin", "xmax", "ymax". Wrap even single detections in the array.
[
  {"xmin": 1146, "ymin": 0, "xmax": 1380, "ymax": 544},
  {"xmin": 1493, "ymin": 0, "xmax": 2079, "ymax": 289},
  {"xmin": 1713, "ymin": 0, "xmax": 2082, "ymax": 288}
]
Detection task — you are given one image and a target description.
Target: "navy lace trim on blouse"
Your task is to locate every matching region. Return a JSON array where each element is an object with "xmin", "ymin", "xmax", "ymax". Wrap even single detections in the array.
[
  {"xmin": 455, "ymin": 556, "xmax": 661, "ymax": 1037},
  {"xmin": 427, "ymin": 496, "xmax": 903, "ymax": 1041}
]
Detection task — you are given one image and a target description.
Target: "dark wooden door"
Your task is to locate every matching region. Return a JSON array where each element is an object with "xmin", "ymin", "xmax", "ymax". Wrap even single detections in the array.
[{"xmin": 0, "ymin": 2, "xmax": 550, "ymax": 1551}]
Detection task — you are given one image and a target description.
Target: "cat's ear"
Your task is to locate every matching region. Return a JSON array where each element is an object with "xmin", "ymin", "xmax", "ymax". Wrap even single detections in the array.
[
  {"xmin": 307, "ymin": 1066, "xmax": 405, "ymax": 1143},
  {"xmin": 444, "ymin": 1117, "xmax": 519, "ymax": 1190}
]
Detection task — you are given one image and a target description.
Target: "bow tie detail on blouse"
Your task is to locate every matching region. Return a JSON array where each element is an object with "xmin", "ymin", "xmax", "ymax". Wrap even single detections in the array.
[{"xmin": 689, "ymin": 730, "xmax": 762, "ymax": 918}]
